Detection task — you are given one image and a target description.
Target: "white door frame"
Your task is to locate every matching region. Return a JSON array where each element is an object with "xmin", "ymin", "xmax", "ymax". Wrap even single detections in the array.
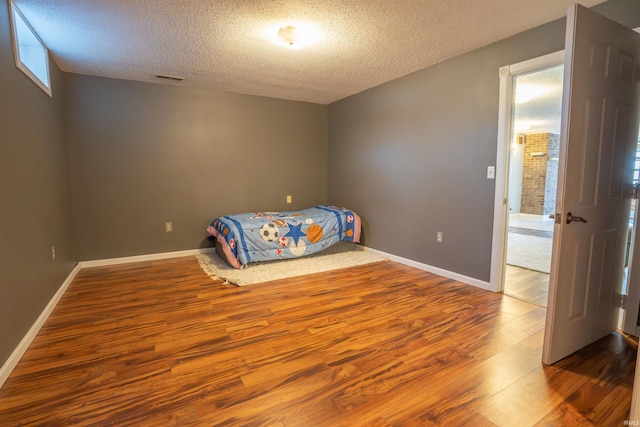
[
  {"xmin": 489, "ymin": 50, "xmax": 565, "ymax": 293},
  {"xmin": 624, "ymin": 25, "xmax": 640, "ymax": 426},
  {"xmin": 622, "ymin": 27, "xmax": 640, "ymax": 339}
]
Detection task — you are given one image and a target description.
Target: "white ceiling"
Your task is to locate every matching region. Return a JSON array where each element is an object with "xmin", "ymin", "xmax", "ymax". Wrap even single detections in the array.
[{"xmin": 13, "ymin": 0, "xmax": 606, "ymax": 105}]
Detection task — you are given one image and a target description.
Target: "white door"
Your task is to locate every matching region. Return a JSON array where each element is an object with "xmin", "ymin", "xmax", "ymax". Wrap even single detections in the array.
[
  {"xmin": 622, "ymin": 26, "xmax": 640, "ymax": 339},
  {"xmin": 542, "ymin": 4, "xmax": 640, "ymax": 365}
]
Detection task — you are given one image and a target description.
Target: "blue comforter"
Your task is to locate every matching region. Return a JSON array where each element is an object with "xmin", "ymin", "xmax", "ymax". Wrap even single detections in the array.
[{"xmin": 206, "ymin": 205, "xmax": 361, "ymax": 268}]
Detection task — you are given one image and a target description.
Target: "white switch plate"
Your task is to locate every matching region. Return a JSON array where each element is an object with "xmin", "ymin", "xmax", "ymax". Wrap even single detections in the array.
[
  {"xmin": 487, "ymin": 166, "xmax": 495, "ymax": 179},
  {"xmin": 436, "ymin": 232, "xmax": 443, "ymax": 243},
  {"xmin": 286, "ymin": 195, "xmax": 292, "ymax": 204},
  {"xmin": 165, "ymin": 222, "xmax": 173, "ymax": 232}
]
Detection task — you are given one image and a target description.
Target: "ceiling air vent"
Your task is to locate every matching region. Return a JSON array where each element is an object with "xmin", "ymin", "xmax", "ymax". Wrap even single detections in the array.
[{"xmin": 155, "ymin": 73, "xmax": 185, "ymax": 82}]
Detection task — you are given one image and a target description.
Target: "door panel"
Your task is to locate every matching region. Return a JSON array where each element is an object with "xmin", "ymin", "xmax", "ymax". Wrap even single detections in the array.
[
  {"xmin": 542, "ymin": 4, "xmax": 640, "ymax": 365},
  {"xmin": 579, "ymin": 97, "xmax": 606, "ymax": 207},
  {"xmin": 597, "ymin": 230, "xmax": 617, "ymax": 306},
  {"xmin": 609, "ymin": 105, "xmax": 630, "ymax": 200},
  {"xmin": 577, "ymin": 96, "xmax": 603, "ymax": 206},
  {"xmin": 568, "ymin": 234, "xmax": 589, "ymax": 321}
]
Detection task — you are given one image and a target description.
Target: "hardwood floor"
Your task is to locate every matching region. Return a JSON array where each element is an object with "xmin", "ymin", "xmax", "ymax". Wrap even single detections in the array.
[
  {"xmin": 0, "ymin": 257, "xmax": 636, "ymax": 426},
  {"xmin": 504, "ymin": 265, "xmax": 549, "ymax": 307}
]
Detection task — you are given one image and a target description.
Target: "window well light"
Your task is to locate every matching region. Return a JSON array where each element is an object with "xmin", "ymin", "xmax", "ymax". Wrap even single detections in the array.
[{"xmin": 9, "ymin": 1, "xmax": 51, "ymax": 96}]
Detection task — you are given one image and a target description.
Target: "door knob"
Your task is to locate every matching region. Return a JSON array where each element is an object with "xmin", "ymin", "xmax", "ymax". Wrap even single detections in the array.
[{"xmin": 566, "ymin": 212, "xmax": 588, "ymax": 224}]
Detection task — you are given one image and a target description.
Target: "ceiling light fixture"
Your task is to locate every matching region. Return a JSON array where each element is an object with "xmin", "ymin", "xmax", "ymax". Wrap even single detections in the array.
[
  {"xmin": 515, "ymin": 84, "xmax": 550, "ymax": 104},
  {"xmin": 514, "ymin": 123, "xmax": 532, "ymax": 132},
  {"xmin": 270, "ymin": 23, "xmax": 318, "ymax": 49}
]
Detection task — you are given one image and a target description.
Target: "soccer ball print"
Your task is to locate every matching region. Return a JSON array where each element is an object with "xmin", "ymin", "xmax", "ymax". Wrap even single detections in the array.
[{"xmin": 260, "ymin": 223, "xmax": 280, "ymax": 242}]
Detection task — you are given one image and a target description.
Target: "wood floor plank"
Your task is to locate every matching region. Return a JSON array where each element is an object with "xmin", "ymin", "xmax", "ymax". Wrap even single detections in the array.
[
  {"xmin": 504, "ymin": 265, "xmax": 549, "ymax": 307},
  {"xmin": 0, "ymin": 256, "xmax": 636, "ymax": 426}
]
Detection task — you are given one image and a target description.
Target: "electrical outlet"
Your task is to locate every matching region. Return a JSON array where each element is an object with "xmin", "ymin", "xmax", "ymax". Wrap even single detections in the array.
[
  {"xmin": 165, "ymin": 222, "xmax": 173, "ymax": 233},
  {"xmin": 286, "ymin": 195, "xmax": 292, "ymax": 204},
  {"xmin": 51, "ymin": 246, "xmax": 56, "ymax": 261},
  {"xmin": 436, "ymin": 232, "xmax": 443, "ymax": 243}
]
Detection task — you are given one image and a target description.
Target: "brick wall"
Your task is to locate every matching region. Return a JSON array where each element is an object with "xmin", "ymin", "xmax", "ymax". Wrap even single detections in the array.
[
  {"xmin": 544, "ymin": 133, "xmax": 560, "ymax": 215},
  {"xmin": 521, "ymin": 133, "xmax": 559, "ymax": 215}
]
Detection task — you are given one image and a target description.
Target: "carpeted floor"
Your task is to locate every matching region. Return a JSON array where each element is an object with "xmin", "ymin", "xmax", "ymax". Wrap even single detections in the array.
[
  {"xmin": 196, "ymin": 244, "xmax": 386, "ymax": 286},
  {"xmin": 506, "ymin": 232, "xmax": 552, "ymax": 274}
]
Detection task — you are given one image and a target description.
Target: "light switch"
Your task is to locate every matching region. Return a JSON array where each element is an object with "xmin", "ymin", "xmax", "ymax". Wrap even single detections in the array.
[{"xmin": 487, "ymin": 166, "xmax": 495, "ymax": 179}]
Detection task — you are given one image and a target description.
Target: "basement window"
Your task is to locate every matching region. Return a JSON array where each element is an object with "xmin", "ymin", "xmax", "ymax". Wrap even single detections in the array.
[{"xmin": 9, "ymin": 1, "xmax": 51, "ymax": 96}]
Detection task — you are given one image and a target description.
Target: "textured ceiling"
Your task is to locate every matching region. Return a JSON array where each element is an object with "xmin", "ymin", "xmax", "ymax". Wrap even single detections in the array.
[{"xmin": 13, "ymin": 0, "xmax": 606, "ymax": 104}]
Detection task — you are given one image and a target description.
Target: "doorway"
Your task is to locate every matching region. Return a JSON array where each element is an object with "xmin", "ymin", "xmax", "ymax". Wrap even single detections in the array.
[
  {"xmin": 490, "ymin": 45, "xmax": 640, "ymax": 335},
  {"xmin": 489, "ymin": 50, "xmax": 565, "ymax": 297},
  {"xmin": 503, "ymin": 64, "xmax": 564, "ymax": 307}
]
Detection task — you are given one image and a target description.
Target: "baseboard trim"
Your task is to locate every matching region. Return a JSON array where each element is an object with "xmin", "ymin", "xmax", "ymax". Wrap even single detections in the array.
[
  {"xmin": 79, "ymin": 247, "xmax": 215, "ymax": 268},
  {"xmin": 364, "ymin": 246, "xmax": 492, "ymax": 291},
  {"xmin": 0, "ymin": 263, "xmax": 82, "ymax": 389}
]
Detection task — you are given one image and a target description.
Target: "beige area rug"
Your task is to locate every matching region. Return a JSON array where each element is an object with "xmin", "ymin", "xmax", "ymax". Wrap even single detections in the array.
[
  {"xmin": 506, "ymin": 232, "xmax": 552, "ymax": 274},
  {"xmin": 195, "ymin": 243, "xmax": 386, "ymax": 286}
]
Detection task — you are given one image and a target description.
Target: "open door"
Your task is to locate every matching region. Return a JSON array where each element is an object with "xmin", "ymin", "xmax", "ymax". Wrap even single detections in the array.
[{"xmin": 542, "ymin": 4, "xmax": 640, "ymax": 365}]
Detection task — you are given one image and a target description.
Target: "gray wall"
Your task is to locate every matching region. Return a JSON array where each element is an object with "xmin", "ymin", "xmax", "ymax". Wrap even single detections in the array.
[
  {"xmin": 327, "ymin": 0, "xmax": 640, "ymax": 282},
  {"xmin": 64, "ymin": 74, "xmax": 328, "ymax": 261},
  {"xmin": 0, "ymin": 0, "xmax": 76, "ymax": 365}
]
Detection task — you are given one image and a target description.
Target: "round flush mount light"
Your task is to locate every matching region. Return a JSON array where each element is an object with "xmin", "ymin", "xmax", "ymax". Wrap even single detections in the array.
[
  {"xmin": 514, "ymin": 124, "xmax": 532, "ymax": 132},
  {"xmin": 268, "ymin": 22, "xmax": 320, "ymax": 49},
  {"xmin": 515, "ymin": 84, "xmax": 551, "ymax": 104}
]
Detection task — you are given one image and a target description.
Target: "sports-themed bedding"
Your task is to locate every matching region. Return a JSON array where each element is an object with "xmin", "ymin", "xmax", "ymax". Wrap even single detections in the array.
[{"xmin": 206, "ymin": 205, "xmax": 361, "ymax": 269}]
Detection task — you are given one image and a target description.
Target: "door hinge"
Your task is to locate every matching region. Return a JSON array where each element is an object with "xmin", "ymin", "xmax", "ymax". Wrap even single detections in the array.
[{"xmin": 618, "ymin": 294, "xmax": 627, "ymax": 310}]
